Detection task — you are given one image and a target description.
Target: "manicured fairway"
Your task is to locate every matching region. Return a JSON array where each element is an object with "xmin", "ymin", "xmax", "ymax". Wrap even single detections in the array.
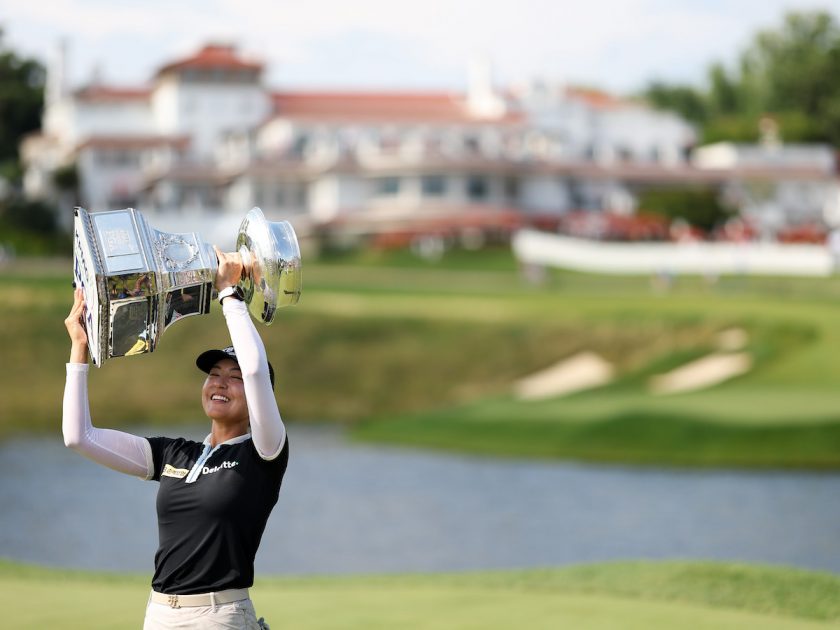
[
  {"xmin": 5, "ymin": 253, "xmax": 840, "ymax": 467},
  {"xmin": 1, "ymin": 560, "xmax": 838, "ymax": 629}
]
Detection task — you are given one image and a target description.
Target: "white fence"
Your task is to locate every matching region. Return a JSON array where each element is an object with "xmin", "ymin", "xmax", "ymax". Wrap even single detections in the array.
[{"xmin": 512, "ymin": 229, "xmax": 835, "ymax": 277}]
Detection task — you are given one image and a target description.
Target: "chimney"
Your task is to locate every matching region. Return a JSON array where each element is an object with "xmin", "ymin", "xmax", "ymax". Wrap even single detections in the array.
[{"xmin": 467, "ymin": 56, "xmax": 505, "ymax": 119}]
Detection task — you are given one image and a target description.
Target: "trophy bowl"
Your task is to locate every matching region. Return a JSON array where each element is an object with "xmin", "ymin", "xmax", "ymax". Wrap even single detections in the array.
[
  {"xmin": 72, "ymin": 206, "xmax": 302, "ymax": 366},
  {"xmin": 235, "ymin": 206, "xmax": 301, "ymax": 325}
]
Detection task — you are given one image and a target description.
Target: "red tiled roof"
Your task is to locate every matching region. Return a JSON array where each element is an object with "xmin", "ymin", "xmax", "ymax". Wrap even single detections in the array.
[
  {"xmin": 74, "ymin": 85, "xmax": 152, "ymax": 102},
  {"xmin": 269, "ymin": 91, "xmax": 523, "ymax": 124},
  {"xmin": 156, "ymin": 44, "xmax": 263, "ymax": 76},
  {"xmin": 565, "ymin": 86, "xmax": 626, "ymax": 110},
  {"xmin": 75, "ymin": 135, "xmax": 190, "ymax": 151}
]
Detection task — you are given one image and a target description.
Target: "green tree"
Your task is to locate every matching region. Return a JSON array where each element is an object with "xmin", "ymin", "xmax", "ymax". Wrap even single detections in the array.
[
  {"xmin": 706, "ymin": 63, "xmax": 740, "ymax": 116},
  {"xmin": 742, "ymin": 11, "xmax": 840, "ymax": 115},
  {"xmin": 643, "ymin": 81, "xmax": 708, "ymax": 124},
  {"xmin": 637, "ymin": 187, "xmax": 732, "ymax": 232},
  {"xmin": 0, "ymin": 197, "xmax": 67, "ymax": 255},
  {"xmin": 643, "ymin": 10, "xmax": 840, "ymax": 146},
  {"xmin": 0, "ymin": 30, "xmax": 67, "ymax": 255},
  {"xmin": 0, "ymin": 28, "xmax": 45, "ymax": 166}
]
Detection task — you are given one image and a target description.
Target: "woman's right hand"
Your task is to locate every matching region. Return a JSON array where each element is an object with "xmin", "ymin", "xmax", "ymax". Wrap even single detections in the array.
[
  {"xmin": 213, "ymin": 245, "xmax": 243, "ymax": 292},
  {"xmin": 65, "ymin": 288, "xmax": 89, "ymax": 363}
]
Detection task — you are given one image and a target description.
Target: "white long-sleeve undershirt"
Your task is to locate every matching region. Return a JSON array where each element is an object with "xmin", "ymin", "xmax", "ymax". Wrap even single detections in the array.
[
  {"xmin": 221, "ymin": 298, "xmax": 286, "ymax": 459},
  {"xmin": 62, "ymin": 363, "xmax": 154, "ymax": 478},
  {"xmin": 62, "ymin": 298, "xmax": 286, "ymax": 477}
]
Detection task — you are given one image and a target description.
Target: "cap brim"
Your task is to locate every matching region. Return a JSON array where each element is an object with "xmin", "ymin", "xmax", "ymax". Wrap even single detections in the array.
[
  {"xmin": 196, "ymin": 349, "xmax": 236, "ymax": 375},
  {"xmin": 196, "ymin": 349, "xmax": 275, "ymax": 389}
]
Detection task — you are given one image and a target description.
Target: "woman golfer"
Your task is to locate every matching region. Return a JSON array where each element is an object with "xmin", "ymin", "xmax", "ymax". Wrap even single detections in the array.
[{"xmin": 62, "ymin": 248, "xmax": 288, "ymax": 629}]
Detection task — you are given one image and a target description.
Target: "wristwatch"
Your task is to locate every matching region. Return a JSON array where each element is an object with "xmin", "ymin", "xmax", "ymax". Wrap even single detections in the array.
[{"xmin": 218, "ymin": 285, "xmax": 245, "ymax": 304}]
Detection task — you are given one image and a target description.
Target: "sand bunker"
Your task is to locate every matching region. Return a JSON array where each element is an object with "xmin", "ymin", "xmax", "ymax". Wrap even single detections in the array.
[
  {"xmin": 514, "ymin": 351, "xmax": 615, "ymax": 400},
  {"xmin": 715, "ymin": 328, "xmax": 749, "ymax": 351},
  {"xmin": 649, "ymin": 352, "xmax": 752, "ymax": 395},
  {"xmin": 514, "ymin": 328, "xmax": 751, "ymax": 400}
]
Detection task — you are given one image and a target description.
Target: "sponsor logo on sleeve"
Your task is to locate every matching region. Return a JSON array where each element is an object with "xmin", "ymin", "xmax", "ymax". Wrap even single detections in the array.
[{"xmin": 162, "ymin": 464, "xmax": 189, "ymax": 479}]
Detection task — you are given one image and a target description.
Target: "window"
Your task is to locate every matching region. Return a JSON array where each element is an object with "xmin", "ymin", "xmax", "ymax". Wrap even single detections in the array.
[
  {"xmin": 296, "ymin": 185, "xmax": 308, "ymax": 208},
  {"xmin": 421, "ymin": 175, "xmax": 446, "ymax": 197},
  {"xmin": 291, "ymin": 135, "xmax": 309, "ymax": 157},
  {"xmin": 95, "ymin": 149, "xmax": 140, "ymax": 168},
  {"xmin": 467, "ymin": 176, "xmax": 488, "ymax": 200},
  {"xmin": 464, "ymin": 136, "xmax": 481, "ymax": 154},
  {"xmin": 376, "ymin": 177, "xmax": 400, "ymax": 196},
  {"xmin": 504, "ymin": 177, "xmax": 519, "ymax": 201},
  {"xmin": 377, "ymin": 127, "xmax": 400, "ymax": 153},
  {"xmin": 108, "ymin": 195, "xmax": 138, "ymax": 209}
]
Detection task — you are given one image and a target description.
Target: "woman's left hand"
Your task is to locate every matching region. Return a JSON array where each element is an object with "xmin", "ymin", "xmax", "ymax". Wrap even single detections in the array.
[
  {"xmin": 65, "ymin": 288, "xmax": 89, "ymax": 363},
  {"xmin": 214, "ymin": 245, "xmax": 243, "ymax": 291}
]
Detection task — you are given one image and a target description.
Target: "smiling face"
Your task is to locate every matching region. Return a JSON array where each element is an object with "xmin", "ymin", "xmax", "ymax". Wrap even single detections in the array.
[{"xmin": 201, "ymin": 358, "xmax": 249, "ymax": 424}]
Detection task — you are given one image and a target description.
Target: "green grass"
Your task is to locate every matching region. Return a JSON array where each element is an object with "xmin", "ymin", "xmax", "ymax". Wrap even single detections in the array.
[
  {"xmin": 354, "ymin": 410, "xmax": 840, "ymax": 468},
  {"xmin": 1, "ymin": 560, "xmax": 838, "ymax": 629},
  {"xmin": 5, "ymin": 251, "xmax": 840, "ymax": 467}
]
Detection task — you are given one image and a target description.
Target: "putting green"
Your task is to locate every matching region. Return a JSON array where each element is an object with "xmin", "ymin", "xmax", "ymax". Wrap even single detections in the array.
[{"xmin": 2, "ymin": 560, "xmax": 838, "ymax": 629}]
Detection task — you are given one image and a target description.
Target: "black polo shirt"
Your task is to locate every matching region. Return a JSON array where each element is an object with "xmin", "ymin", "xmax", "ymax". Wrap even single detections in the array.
[{"xmin": 146, "ymin": 433, "xmax": 289, "ymax": 595}]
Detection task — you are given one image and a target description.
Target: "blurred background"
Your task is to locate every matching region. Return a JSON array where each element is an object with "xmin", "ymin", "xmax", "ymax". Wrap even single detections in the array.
[{"xmin": 2, "ymin": 1, "xmax": 840, "ymax": 628}]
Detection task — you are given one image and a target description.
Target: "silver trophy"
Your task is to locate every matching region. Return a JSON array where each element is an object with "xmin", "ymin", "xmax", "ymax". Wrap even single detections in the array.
[{"xmin": 72, "ymin": 206, "xmax": 301, "ymax": 366}]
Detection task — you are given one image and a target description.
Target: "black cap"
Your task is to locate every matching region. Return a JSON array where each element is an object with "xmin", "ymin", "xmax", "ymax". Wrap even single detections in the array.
[{"xmin": 196, "ymin": 345, "xmax": 275, "ymax": 389}]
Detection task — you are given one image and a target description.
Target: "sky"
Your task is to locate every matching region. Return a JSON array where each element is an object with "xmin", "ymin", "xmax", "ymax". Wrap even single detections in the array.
[{"xmin": 2, "ymin": 0, "xmax": 840, "ymax": 95}]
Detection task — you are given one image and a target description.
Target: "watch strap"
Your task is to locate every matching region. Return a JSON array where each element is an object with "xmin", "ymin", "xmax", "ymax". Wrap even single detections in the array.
[{"xmin": 218, "ymin": 285, "xmax": 244, "ymax": 304}]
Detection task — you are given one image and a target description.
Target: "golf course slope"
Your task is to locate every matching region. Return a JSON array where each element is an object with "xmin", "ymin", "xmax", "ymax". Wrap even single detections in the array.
[{"xmin": 1, "ymin": 559, "xmax": 838, "ymax": 629}]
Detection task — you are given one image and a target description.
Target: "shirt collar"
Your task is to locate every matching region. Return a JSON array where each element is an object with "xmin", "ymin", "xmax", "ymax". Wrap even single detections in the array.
[{"xmin": 202, "ymin": 432, "xmax": 252, "ymax": 447}]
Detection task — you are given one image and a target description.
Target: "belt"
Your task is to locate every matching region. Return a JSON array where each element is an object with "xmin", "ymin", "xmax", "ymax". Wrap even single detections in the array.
[{"xmin": 150, "ymin": 588, "xmax": 249, "ymax": 609}]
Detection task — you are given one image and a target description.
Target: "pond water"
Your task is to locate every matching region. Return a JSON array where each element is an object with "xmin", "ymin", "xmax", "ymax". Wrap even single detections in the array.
[{"xmin": 1, "ymin": 424, "xmax": 838, "ymax": 575}]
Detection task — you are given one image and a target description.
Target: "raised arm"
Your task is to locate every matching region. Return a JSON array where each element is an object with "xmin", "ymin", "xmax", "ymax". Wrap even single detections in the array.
[
  {"xmin": 62, "ymin": 288, "xmax": 153, "ymax": 478},
  {"xmin": 215, "ymin": 247, "xmax": 286, "ymax": 459}
]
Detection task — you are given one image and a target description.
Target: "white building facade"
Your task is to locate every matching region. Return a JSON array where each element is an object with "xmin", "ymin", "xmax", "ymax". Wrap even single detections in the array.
[{"xmin": 20, "ymin": 42, "xmax": 840, "ymax": 244}]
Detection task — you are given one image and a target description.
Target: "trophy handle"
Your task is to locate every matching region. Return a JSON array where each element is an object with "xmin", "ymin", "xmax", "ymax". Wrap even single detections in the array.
[{"xmin": 230, "ymin": 207, "xmax": 302, "ymax": 325}]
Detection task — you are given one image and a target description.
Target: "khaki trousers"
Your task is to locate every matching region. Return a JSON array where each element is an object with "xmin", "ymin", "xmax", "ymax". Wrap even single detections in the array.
[{"xmin": 143, "ymin": 596, "xmax": 262, "ymax": 629}]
